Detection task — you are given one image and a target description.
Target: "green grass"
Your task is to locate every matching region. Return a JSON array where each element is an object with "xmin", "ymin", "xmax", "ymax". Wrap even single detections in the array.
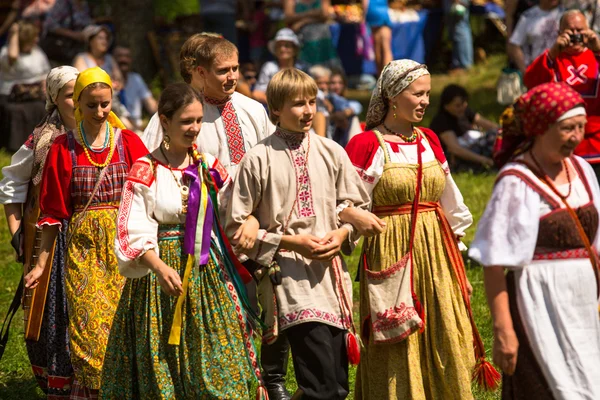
[{"xmin": 0, "ymin": 56, "xmax": 507, "ymax": 398}]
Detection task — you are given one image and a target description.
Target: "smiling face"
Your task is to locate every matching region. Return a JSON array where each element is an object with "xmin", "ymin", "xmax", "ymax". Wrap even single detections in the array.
[
  {"xmin": 79, "ymin": 85, "xmax": 112, "ymax": 129},
  {"xmin": 390, "ymin": 74, "xmax": 431, "ymax": 123},
  {"xmin": 534, "ymin": 114, "xmax": 587, "ymax": 161},
  {"xmin": 199, "ymin": 54, "xmax": 239, "ymax": 100},
  {"xmin": 275, "ymin": 95, "xmax": 316, "ymax": 133},
  {"xmin": 160, "ymin": 100, "xmax": 203, "ymax": 150}
]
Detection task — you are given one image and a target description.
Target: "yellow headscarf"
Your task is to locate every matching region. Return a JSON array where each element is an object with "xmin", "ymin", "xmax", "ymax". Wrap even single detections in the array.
[{"xmin": 73, "ymin": 67, "xmax": 126, "ymax": 130}]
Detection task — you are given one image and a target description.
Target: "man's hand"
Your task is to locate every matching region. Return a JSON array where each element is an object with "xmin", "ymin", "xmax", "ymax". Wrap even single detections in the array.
[
  {"xmin": 281, "ymin": 234, "xmax": 326, "ymax": 259},
  {"xmin": 584, "ymin": 29, "xmax": 600, "ymax": 52},
  {"xmin": 340, "ymin": 207, "xmax": 386, "ymax": 237},
  {"xmin": 549, "ymin": 29, "xmax": 572, "ymax": 59},
  {"xmin": 312, "ymin": 228, "xmax": 349, "ymax": 260}
]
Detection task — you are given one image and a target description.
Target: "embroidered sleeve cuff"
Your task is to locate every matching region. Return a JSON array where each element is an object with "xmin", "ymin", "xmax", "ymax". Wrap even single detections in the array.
[
  {"xmin": 36, "ymin": 216, "xmax": 63, "ymax": 231},
  {"xmin": 117, "ymin": 241, "xmax": 158, "ymax": 279},
  {"xmin": 253, "ymin": 229, "xmax": 282, "ymax": 267},
  {"xmin": 336, "ymin": 200, "xmax": 353, "ymax": 225}
]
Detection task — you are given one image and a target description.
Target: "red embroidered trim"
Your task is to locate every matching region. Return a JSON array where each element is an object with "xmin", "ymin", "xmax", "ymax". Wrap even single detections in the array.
[
  {"xmin": 372, "ymin": 303, "xmax": 420, "ymax": 332},
  {"xmin": 216, "ymin": 252, "xmax": 265, "ymax": 388},
  {"xmin": 211, "ymin": 157, "xmax": 230, "ymax": 183},
  {"xmin": 116, "ymin": 180, "xmax": 143, "ymax": 260},
  {"xmin": 127, "ymin": 160, "xmax": 155, "ymax": 186},
  {"xmin": 289, "ymin": 141, "xmax": 315, "ymax": 218},
  {"xmin": 364, "ymin": 253, "xmax": 410, "ymax": 280},
  {"xmin": 279, "ymin": 308, "xmax": 350, "ymax": 329},
  {"xmin": 220, "ymin": 101, "xmax": 246, "ymax": 165},
  {"xmin": 532, "ymin": 247, "xmax": 590, "ymax": 260},
  {"xmin": 354, "ymin": 165, "xmax": 376, "ymax": 184}
]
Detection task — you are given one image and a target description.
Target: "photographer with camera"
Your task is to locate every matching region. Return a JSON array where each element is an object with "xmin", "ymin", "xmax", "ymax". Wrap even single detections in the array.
[{"xmin": 524, "ymin": 9, "xmax": 600, "ymax": 180}]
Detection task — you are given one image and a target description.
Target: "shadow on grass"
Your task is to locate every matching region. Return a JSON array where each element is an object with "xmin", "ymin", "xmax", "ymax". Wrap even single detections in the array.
[{"xmin": 0, "ymin": 374, "xmax": 44, "ymax": 399}]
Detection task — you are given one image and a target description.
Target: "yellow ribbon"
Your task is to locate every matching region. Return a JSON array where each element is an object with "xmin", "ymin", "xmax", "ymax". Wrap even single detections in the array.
[
  {"xmin": 73, "ymin": 66, "xmax": 126, "ymax": 130},
  {"xmin": 168, "ymin": 179, "xmax": 209, "ymax": 345}
]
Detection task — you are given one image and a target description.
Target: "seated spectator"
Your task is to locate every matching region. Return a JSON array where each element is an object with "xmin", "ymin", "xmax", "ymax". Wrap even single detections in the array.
[
  {"xmin": 327, "ymin": 69, "xmax": 363, "ymax": 146},
  {"xmin": 429, "ymin": 84, "xmax": 497, "ymax": 170},
  {"xmin": 241, "ymin": 62, "xmax": 258, "ymax": 91},
  {"xmin": 113, "ymin": 45, "xmax": 157, "ymax": 130},
  {"xmin": 252, "ymin": 28, "xmax": 308, "ymax": 105},
  {"xmin": 507, "ymin": 0, "xmax": 562, "ymax": 74},
  {"xmin": 41, "ymin": 0, "xmax": 91, "ymax": 64},
  {"xmin": 73, "ymin": 25, "xmax": 121, "ymax": 80},
  {"xmin": 283, "ymin": 0, "xmax": 341, "ymax": 68},
  {"xmin": 0, "ymin": 21, "xmax": 49, "ymax": 151},
  {"xmin": 524, "ymin": 10, "xmax": 600, "ymax": 178}
]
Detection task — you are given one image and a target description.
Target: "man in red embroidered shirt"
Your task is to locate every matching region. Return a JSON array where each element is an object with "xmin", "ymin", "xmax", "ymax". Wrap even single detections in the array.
[{"xmin": 524, "ymin": 10, "xmax": 600, "ymax": 175}]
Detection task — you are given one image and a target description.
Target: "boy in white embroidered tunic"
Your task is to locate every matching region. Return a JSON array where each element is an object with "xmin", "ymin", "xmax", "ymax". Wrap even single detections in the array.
[{"xmin": 225, "ymin": 69, "xmax": 371, "ymax": 399}]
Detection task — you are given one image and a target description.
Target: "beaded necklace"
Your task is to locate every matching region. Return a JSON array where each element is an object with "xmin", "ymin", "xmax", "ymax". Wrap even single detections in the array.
[
  {"xmin": 382, "ymin": 123, "xmax": 417, "ymax": 142},
  {"xmin": 77, "ymin": 121, "xmax": 115, "ymax": 168}
]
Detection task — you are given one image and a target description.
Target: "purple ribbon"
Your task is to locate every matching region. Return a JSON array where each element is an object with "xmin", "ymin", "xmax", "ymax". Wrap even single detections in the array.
[
  {"xmin": 183, "ymin": 164, "xmax": 200, "ymax": 255},
  {"xmin": 209, "ymin": 167, "xmax": 224, "ymax": 189},
  {"xmin": 183, "ymin": 163, "xmax": 214, "ymax": 265}
]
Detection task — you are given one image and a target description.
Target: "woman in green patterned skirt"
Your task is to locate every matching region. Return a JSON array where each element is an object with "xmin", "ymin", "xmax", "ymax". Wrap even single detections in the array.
[{"xmin": 100, "ymin": 83, "xmax": 265, "ymax": 399}]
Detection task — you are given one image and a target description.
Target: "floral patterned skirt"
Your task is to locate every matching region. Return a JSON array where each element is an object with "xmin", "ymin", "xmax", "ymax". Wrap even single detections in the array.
[
  {"xmin": 65, "ymin": 207, "xmax": 125, "ymax": 391},
  {"xmin": 100, "ymin": 224, "xmax": 255, "ymax": 399}
]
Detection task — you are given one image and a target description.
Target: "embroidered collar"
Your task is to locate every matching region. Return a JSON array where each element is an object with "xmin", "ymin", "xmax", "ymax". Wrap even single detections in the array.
[
  {"xmin": 274, "ymin": 126, "xmax": 306, "ymax": 145},
  {"xmin": 204, "ymin": 94, "xmax": 231, "ymax": 106}
]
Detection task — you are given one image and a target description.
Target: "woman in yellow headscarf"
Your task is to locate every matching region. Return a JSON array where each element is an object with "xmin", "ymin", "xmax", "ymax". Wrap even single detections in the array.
[{"xmin": 24, "ymin": 67, "xmax": 148, "ymax": 398}]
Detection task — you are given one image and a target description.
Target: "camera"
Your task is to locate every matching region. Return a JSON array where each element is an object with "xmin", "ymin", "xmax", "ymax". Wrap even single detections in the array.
[{"xmin": 570, "ymin": 33, "xmax": 584, "ymax": 44}]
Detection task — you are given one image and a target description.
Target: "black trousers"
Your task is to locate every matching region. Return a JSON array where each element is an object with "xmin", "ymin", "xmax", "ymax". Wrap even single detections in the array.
[{"xmin": 286, "ymin": 322, "xmax": 349, "ymax": 400}]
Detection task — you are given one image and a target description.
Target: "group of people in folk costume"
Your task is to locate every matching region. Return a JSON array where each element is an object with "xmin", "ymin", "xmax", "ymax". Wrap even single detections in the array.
[{"xmin": 2, "ymin": 32, "xmax": 600, "ymax": 400}]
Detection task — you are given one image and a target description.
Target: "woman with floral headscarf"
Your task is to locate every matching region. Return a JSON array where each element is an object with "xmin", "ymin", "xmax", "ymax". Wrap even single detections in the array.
[
  {"xmin": 24, "ymin": 66, "xmax": 148, "ymax": 398},
  {"xmin": 344, "ymin": 59, "xmax": 498, "ymax": 399},
  {"xmin": 470, "ymin": 82, "xmax": 600, "ymax": 399},
  {"xmin": 0, "ymin": 65, "xmax": 78, "ymax": 398}
]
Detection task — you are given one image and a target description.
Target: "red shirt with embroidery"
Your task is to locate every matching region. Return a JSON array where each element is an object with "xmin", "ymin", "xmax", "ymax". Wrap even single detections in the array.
[
  {"xmin": 39, "ymin": 129, "xmax": 148, "ymax": 225},
  {"xmin": 524, "ymin": 49, "xmax": 600, "ymax": 163}
]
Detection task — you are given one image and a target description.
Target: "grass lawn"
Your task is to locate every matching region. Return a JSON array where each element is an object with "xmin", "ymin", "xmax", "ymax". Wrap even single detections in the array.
[{"xmin": 0, "ymin": 55, "xmax": 507, "ymax": 399}]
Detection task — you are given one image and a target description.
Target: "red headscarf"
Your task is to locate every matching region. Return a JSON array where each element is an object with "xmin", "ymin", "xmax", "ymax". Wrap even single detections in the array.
[{"xmin": 494, "ymin": 82, "xmax": 585, "ymax": 167}]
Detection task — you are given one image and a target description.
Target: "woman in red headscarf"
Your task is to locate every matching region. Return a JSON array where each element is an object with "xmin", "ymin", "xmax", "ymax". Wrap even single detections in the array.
[{"xmin": 470, "ymin": 82, "xmax": 600, "ymax": 399}]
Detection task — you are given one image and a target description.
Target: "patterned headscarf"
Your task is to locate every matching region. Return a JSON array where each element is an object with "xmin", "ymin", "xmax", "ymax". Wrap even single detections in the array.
[
  {"xmin": 495, "ymin": 82, "xmax": 585, "ymax": 167},
  {"xmin": 73, "ymin": 67, "xmax": 126, "ymax": 130},
  {"xmin": 31, "ymin": 66, "xmax": 79, "ymax": 185},
  {"xmin": 365, "ymin": 59, "xmax": 430, "ymax": 130},
  {"xmin": 45, "ymin": 66, "xmax": 79, "ymax": 112}
]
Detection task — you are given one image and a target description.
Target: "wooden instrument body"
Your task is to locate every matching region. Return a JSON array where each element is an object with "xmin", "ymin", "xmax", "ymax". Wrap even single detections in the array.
[{"xmin": 22, "ymin": 183, "xmax": 55, "ymax": 342}]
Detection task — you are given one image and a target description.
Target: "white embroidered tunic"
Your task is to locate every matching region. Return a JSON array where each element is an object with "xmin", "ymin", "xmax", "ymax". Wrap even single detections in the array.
[
  {"xmin": 225, "ymin": 130, "xmax": 371, "ymax": 332},
  {"xmin": 141, "ymin": 92, "xmax": 275, "ymax": 177}
]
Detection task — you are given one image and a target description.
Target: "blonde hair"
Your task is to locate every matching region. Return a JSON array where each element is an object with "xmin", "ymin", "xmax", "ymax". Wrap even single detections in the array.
[
  {"xmin": 179, "ymin": 32, "xmax": 221, "ymax": 83},
  {"xmin": 267, "ymin": 68, "xmax": 318, "ymax": 124}
]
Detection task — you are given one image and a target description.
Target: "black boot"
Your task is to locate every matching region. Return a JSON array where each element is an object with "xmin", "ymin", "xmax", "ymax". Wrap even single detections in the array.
[{"xmin": 261, "ymin": 333, "xmax": 292, "ymax": 400}]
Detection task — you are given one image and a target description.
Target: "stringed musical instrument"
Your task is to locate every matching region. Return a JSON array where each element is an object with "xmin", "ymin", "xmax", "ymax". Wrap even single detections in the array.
[{"xmin": 22, "ymin": 183, "xmax": 55, "ymax": 341}]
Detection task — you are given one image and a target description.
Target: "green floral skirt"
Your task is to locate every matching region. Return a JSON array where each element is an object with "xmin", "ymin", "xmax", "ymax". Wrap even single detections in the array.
[{"xmin": 100, "ymin": 224, "xmax": 255, "ymax": 399}]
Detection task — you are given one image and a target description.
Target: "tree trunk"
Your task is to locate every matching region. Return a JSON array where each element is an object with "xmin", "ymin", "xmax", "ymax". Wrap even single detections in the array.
[{"xmin": 111, "ymin": 0, "xmax": 155, "ymax": 82}]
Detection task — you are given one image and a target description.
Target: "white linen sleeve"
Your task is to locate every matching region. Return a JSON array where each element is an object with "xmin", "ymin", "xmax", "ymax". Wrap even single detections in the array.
[
  {"xmin": 115, "ymin": 174, "xmax": 159, "ymax": 278},
  {"xmin": 0, "ymin": 144, "xmax": 34, "ymax": 204},
  {"xmin": 141, "ymin": 112, "xmax": 162, "ymax": 152},
  {"xmin": 468, "ymin": 175, "xmax": 540, "ymax": 267},
  {"xmin": 440, "ymin": 171, "xmax": 473, "ymax": 250},
  {"xmin": 356, "ymin": 147, "xmax": 385, "ymax": 203}
]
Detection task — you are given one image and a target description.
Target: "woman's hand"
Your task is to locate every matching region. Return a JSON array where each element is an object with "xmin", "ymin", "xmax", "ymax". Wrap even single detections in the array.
[
  {"xmin": 493, "ymin": 326, "xmax": 519, "ymax": 375},
  {"xmin": 155, "ymin": 264, "xmax": 183, "ymax": 296},
  {"xmin": 232, "ymin": 215, "xmax": 259, "ymax": 254},
  {"xmin": 24, "ymin": 263, "xmax": 44, "ymax": 289},
  {"xmin": 312, "ymin": 228, "xmax": 349, "ymax": 260}
]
